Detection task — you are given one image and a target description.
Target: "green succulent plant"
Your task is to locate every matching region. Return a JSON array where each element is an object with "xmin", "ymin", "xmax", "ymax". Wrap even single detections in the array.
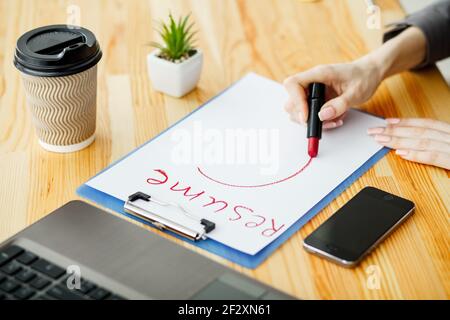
[{"xmin": 151, "ymin": 13, "xmax": 197, "ymax": 62}]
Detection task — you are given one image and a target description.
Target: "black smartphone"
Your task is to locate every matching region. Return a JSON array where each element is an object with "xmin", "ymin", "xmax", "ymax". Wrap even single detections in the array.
[{"xmin": 303, "ymin": 187, "xmax": 415, "ymax": 267}]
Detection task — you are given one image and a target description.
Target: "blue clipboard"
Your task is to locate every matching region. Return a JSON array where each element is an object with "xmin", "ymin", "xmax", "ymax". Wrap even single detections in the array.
[{"xmin": 77, "ymin": 75, "xmax": 390, "ymax": 269}]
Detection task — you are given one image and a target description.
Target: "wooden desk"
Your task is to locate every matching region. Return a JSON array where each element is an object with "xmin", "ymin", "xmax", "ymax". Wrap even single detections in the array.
[{"xmin": 0, "ymin": 0, "xmax": 448, "ymax": 299}]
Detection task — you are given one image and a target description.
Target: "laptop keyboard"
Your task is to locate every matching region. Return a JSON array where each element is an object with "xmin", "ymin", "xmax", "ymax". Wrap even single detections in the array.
[{"xmin": 0, "ymin": 244, "xmax": 125, "ymax": 300}]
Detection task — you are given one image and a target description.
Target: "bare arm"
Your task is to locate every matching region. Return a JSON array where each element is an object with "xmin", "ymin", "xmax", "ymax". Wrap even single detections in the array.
[{"xmin": 368, "ymin": 26, "xmax": 427, "ymax": 80}]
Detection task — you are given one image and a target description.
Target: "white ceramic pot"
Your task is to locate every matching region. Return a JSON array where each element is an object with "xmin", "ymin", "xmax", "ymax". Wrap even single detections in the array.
[{"xmin": 147, "ymin": 49, "xmax": 203, "ymax": 98}]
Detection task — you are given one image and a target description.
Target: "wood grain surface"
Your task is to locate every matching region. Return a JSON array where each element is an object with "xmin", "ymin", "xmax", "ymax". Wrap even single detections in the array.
[{"xmin": 0, "ymin": 0, "xmax": 448, "ymax": 299}]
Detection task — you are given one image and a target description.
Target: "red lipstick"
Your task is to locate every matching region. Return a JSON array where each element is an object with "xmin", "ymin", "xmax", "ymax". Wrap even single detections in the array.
[
  {"xmin": 308, "ymin": 137, "xmax": 319, "ymax": 158},
  {"xmin": 307, "ymin": 83, "xmax": 325, "ymax": 158}
]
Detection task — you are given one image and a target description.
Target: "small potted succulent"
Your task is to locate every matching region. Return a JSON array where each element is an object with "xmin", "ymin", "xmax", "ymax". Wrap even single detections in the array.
[{"xmin": 147, "ymin": 13, "xmax": 203, "ymax": 98}]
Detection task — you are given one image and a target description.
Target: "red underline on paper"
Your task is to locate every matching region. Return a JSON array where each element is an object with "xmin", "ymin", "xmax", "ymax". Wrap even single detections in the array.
[{"xmin": 197, "ymin": 157, "xmax": 313, "ymax": 188}]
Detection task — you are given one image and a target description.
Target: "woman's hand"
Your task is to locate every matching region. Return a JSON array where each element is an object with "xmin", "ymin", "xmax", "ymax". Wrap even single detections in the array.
[
  {"xmin": 368, "ymin": 118, "xmax": 450, "ymax": 170},
  {"xmin": 283, "ymin": 56, "xmax": 382, "ymax": 129}
]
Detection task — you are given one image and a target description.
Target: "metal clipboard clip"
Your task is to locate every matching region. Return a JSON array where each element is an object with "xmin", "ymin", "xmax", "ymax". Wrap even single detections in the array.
[{"xmin": 124, "ymin": 192, "xmax": 215, "ymax": 241}]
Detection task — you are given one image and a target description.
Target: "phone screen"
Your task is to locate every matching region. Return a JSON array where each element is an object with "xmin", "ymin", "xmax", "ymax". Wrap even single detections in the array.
[{"xmin": 304, "ymin": 187, "xmax": 414, "ymax": 264}]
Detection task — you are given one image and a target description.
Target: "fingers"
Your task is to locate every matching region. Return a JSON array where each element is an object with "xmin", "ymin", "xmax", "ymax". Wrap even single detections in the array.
[
  {"xmin": 286, "ymin": 95, "xmax": 347, "ymax": 130},
  {"xmin": 367, "ymin": 125, "xmax": 450, "ymax": 143},
  {"xmin": 386, "ymin": 118, "xmax": 450, "ymax": 134},
  {"xmin": 323, "ymin": 119, "xmax": 344, "ymax": 130},
  {"xmin": 395, "ymin": 149, "xmax": 450, "ymax": 170},
  {"xmin": 368, "ymin": 118, "xmax": 450, "ymax": 170},
  {"xmin": 290, "ymin": 66, "xmax": 333, "ymax": 87},
  {"xmin": 285, "ymin": 90, "xmax": 348, "ymax": 130},
  {"xmin": 283, "ymin": 77, "xmax": 309, "ymax": 124},
  {"xmin": 372, "ymin": 135, "xmax": 450, "ymax": 153},
  {"xmin": 323, "ymin": 113, "xmax": 347, "ymax": 130},
  {"xmin": 318, "ymin": 94, "xmax": 351, "ymax": 122},
  {"xmin": 285, "ymin": 98, "xmax": 304, "ymax": 124},
  {"xmin": 283, "ymin": 66, "xmax": 335, "ymax": 124}
]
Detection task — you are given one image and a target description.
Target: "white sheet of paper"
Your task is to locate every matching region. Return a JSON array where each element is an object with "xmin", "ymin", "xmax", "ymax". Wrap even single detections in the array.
[{"xmin": 87, "ymin": 73, "xmax": 385, "ymax": 255}]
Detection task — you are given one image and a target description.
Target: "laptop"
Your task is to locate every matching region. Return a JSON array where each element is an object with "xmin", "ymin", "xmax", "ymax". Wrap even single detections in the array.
[{"xmin": 0, "ymin": 201, "xmax": 293, "ymax": 300}]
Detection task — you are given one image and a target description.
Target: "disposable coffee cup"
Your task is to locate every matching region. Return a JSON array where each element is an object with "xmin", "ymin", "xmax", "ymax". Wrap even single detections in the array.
[{"xmin": 14, "ymin": 25, "xmax": 102, "ymax": 153}]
